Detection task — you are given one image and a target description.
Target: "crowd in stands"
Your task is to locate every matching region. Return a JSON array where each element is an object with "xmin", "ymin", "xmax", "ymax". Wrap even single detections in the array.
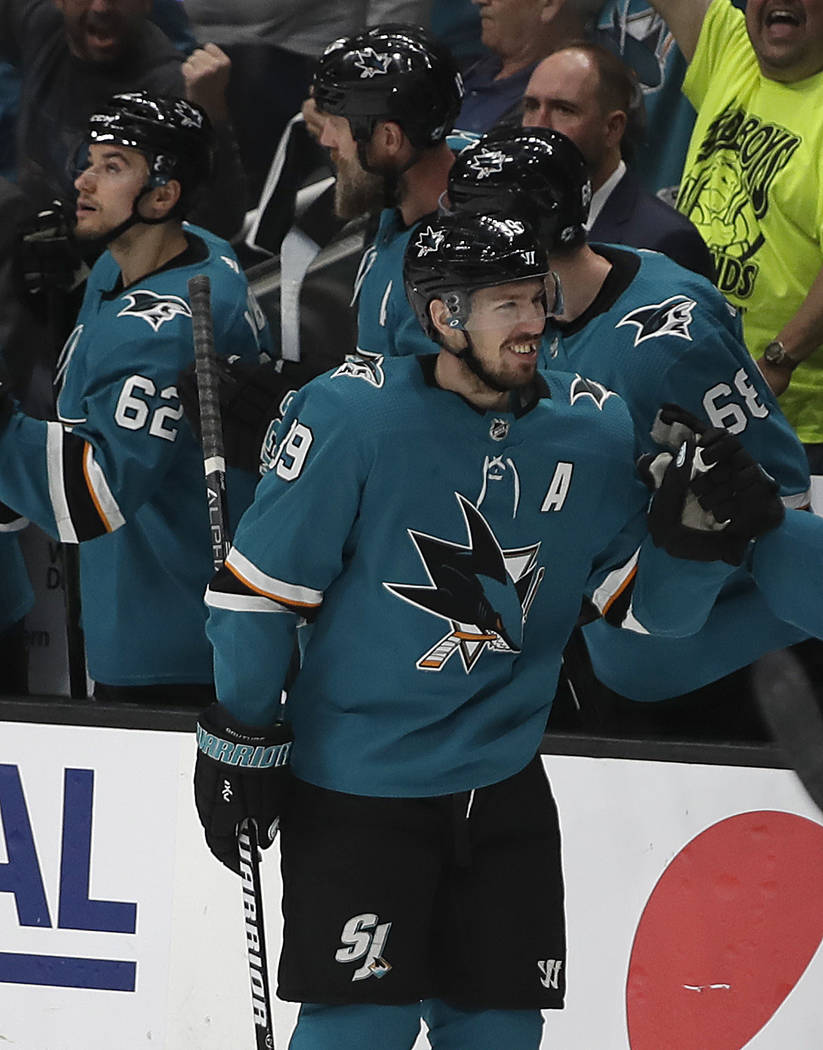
[{"xmin": 1, "ymin": 0, "xmax": 822, "ymax": 750}]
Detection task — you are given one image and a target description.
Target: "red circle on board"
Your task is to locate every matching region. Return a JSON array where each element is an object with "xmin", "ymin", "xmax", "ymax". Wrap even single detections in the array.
[{"xmin": 626, "ymin": 810, "xmax": 823, "ymax": 1050}]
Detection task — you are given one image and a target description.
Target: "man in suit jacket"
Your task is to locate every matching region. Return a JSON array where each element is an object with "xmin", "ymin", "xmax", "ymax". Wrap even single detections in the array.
[{"xmin": 522, "ymin": 40, "xmax": 715, "ymax": 281}]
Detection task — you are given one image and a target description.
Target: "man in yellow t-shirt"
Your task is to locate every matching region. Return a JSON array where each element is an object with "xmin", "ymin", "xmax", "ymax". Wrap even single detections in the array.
[{"xmin": 646, "ymin": 0, "xmax": 823, "ymax": 481}]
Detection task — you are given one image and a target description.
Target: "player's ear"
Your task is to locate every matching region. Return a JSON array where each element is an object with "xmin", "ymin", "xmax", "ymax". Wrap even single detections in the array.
[
  {"xmin": 144, "ymin": 179, "xmax": 182, "ymax": 221},
  {"xmin": 377, "ymin": 120, "xmax": 408, "ymax": 159}
]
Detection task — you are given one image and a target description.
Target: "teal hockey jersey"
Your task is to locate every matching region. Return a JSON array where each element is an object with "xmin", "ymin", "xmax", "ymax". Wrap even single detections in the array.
[
  {"xmin": 206, "ymin": 355, "xmax": 731, "ymax": 797},
  {"xmin": 0, "ymin": 226, "xmax": 269, "ymax": 686},
  {"xmin": 545, "ymin": 245, "xmax": 812, "ymax": 698}
]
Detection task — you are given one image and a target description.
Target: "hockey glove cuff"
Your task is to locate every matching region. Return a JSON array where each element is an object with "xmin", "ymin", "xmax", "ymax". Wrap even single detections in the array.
[{"xmin": 194, "ymin": 703, "xmax": 293, "ymax": 874}]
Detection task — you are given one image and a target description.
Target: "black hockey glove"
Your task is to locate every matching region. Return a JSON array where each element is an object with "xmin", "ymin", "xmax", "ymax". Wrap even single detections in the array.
[
  {"xmin": 194, "ymin": 703, "xmax": 293, "ymax": 875},
  {"xmin": 689, "ymin": 426, "xmax": 784, "ymax": 541},
  {"xmin": 16, "ymin": 200, "xmax": 87, "ymax": 300},
  {"xmin": 639, "ymin": 404, "xmax": 784, "ymax": 565},
  {"xmin": 639, "ymin": 431, "xmax": 740, "ymax": 563},
  {"xmin": 178, "ymin": 354, "xmax": 323, "ymax": 473}
]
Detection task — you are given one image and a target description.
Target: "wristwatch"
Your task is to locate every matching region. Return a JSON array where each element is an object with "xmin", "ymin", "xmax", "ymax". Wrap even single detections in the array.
[{"xmin": 763, "ymin": 339, "xmax": 799, "ymax": 369}]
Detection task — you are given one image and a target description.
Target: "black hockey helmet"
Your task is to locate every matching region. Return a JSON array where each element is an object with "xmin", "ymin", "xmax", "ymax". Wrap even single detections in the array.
[
  {"xmin": 86, "ymin": 91, "xmax": 214, "ymax": 203},
  {"xmin": 312, "ymin": 23, "xmax": 464, "ymax": 151},
  {"xmin": 404, "ymin": 213, "xmax": 550, "ymax": 341},
  {"xmin": 447, "ymin": 127, "xmax": 592, "ymax": 251}
]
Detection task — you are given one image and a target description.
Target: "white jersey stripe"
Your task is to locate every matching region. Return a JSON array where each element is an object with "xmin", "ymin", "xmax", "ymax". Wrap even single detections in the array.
[
  {"xmin": 83, "ymin": 443, "xmax": 126, "ymax": 533},
  {"xmin": 226, "ymin": 547, "xmax": 323, "ymax": 607},
  {"xmin": 783, "ymin": 489, "xmax": 812, "ymax": 510},
  {"xmin": 0, "ymin": 517, "xmax": 29, "ymax": 533},
  {"xmin": 205, "ymin": 588, "xmax": 296, "ymax": 614},
  {"xmin": 46, "ymin": 423, "xmax": 78, "ymax": 543},
  {"xmin": 591, "ymin": 548, "xmax": 640, "ymax": 617}
]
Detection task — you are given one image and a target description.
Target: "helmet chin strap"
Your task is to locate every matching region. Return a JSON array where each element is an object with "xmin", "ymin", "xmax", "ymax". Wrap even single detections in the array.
[
  {"xmin": 445, "ymin": 330, "xmax": 513, "ymax": 395},
  {"xmin": 87, "ymin": 182, "xmax": 170, "ymax": 251}
]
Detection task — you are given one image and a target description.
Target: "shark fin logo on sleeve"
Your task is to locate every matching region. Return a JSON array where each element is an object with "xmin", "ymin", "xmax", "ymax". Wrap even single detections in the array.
[
  {"xmin": 616, "ymin": 295, "xmax": 697, "ymax": 346},
  {"xmin": 569, "ymin": 375, "xmax": 615, "ymax": 410},
  {"xmin": 117, "ymin": 290, "xmax": 192, "ymax": 331},
  {"xmin": 332, "ymin": 348, "xmax": 385, "ymax": 388}
]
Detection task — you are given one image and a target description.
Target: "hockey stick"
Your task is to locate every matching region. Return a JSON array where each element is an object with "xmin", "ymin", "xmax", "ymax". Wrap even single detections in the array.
[
  {"xmin": 752, "ymin": 647, "xmax": 823, "ymax": 816},
  {"xmin": 188, "ymin": 273, "xmax": 276, "ymax": 1050}
]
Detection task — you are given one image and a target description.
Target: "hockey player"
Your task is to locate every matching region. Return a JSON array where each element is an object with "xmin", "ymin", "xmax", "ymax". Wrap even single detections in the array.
[
  {"xmin": 0, "ymin": 92, "xmax": 269, "ymax": 702},
  {"xmin": 193, "ymin": 213, "xmax": 783, "ymax": 1049},
  {"xmin": 312, "ymin": 23, "xmax": 465, "ymax": 359},
  {"xmin": 177, "ymin": 26, "xmax": 468, "ymax": 473},
  {"xmin": 446, "ymin": 126, "xmax": 814, "ymax": 719}
]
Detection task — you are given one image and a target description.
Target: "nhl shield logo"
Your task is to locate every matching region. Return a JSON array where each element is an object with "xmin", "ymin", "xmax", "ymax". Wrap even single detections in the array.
[{"xmin": 489, "ymin": 418, "xmax": 509, "ymax": 441}]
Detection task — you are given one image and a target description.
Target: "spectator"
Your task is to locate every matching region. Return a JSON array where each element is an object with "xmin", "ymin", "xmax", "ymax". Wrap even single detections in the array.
[
  {"xmin": 447, "ymin": 127, "xmax": 812, "ymax": 735},
  {"xmin": 648, "ymin": 0, "xmax": 823, "ymax": 493},
  {"xmin": 0, "ymin": 92, "xmax": 269, "ymax": 702},
  {"xmin": 431, "ymin": 0, "xmax": 484, "ymax": 67},
  {"xmin": 521, "ymin": 42, "xmax": 715, "ymax": 278},
  {"xmin": 591, "ymin": 2, "xmax": 695, "ymax": 201},
  {"xmin": 193, "ymin": 211, "xmax": 768, "ymax": 1050},
  {"xmin": 313, "ymin": 24, "xmax": 464, "ymax": 359},
  {"xmin": 457, "ymin": 0, "xmax": 601, "ymax": 132},
  {"xmin": 0, "ymin": 0, "xmax": 246, "ymax": 240}
]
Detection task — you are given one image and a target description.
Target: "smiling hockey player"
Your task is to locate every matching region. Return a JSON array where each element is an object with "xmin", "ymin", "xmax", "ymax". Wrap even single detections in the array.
[{"xmin": 192, "ymin": 211, "xmax": 786, "ymax": 1049}]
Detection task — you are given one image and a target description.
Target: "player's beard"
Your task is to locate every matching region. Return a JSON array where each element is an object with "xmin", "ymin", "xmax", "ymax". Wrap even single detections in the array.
[
  {"xmin": 461, "ymin": 335, "xmax": 538, "ymax": 395},
  {"xmin": 333, "ymin": 156, "xmax": 388, "ymax": 220}
]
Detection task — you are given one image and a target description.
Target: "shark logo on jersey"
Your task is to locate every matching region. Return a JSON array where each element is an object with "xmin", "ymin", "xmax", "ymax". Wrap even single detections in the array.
[
  {"xmin": 354, "ymin": 47, "xmax": 392, "ymax": 78},
  {"xmin": 385, "ymin": 494, "xmax": 545, "ymax": 672},
  {"xmin": 332, "ymin": 348, "xmax": 385, "ymax": 388},
  {"xmin": 569, "ymin": 375, "xmax": 615, "ymax": 411},
  {"xmin": 117, "ymin": 290, "xmax": 192, "ymax": 331},
  {"xmin": 467, "ymin": 147, "xmax": 506, "ymax": 180},
  {"xmin": 415, "ymin": 225, "xmax": 445, "ymax": 257},
  {"xmin": 616, "ymin": 295, "xmax": 697, "ymax": 347}
]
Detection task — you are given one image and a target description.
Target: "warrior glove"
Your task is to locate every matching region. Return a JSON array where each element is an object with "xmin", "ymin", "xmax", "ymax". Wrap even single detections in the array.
[
  {"xmin": 639, "ymin": 404, "xmax": 784, "ymax": 566},
  {"xmin": 194, "ymin": 703, "xmax": 293, "ymax": 874}
]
